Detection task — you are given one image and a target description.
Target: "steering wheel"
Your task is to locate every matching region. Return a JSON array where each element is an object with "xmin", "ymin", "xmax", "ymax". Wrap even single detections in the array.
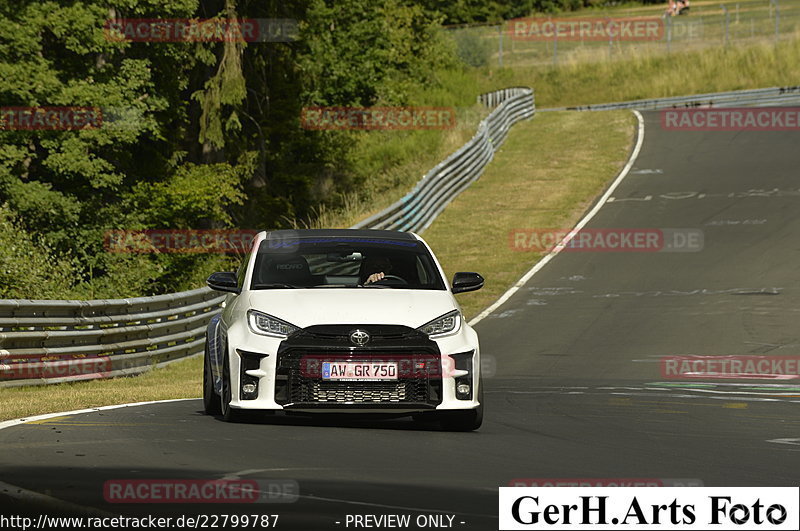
[{"xmin": 373, "ymin": 274, "xmax": 408, "ymax": 285}]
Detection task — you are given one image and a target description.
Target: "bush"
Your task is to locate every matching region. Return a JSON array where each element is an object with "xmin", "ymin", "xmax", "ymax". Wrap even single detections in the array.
[{"xmin": 0, "ymin": 204, "xmax": 77, "ymax": 299}]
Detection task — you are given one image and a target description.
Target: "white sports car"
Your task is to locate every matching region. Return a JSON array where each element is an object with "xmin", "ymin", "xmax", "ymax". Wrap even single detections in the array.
[{"xmin": 203, "ymin": 229, "xmax": 485, "ymax": 431}]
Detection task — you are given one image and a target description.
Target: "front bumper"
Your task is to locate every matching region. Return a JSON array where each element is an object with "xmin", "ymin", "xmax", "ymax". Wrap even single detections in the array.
[{"xmin": 224, "ymin": 322, "xmax": 481, "ymax": 413}]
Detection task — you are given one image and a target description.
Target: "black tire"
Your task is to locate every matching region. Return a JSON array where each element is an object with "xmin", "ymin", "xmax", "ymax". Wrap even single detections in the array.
[
  {"xmin": 220, "ymin": 349, "xmax": 248, "ymax": 422},
  {"xmin": 438, "ymin": 407, "xmax": 482, "ymax": 431},
  {"xmin": 203, "ymin": 341, "xmax": 222, "ymax": 415},
  {"xmin": 439, "ymin": 382, "xmax": 483, "ymax": 431}
]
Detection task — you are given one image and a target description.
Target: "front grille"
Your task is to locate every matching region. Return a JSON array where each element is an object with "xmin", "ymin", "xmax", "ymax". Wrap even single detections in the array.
[
  {"xmin": 276, "ymin": 352, "xmax": 441, "ymax": 407},
  {"xmin": 307, "ymin": 381, "xmax": 409, "ymax": 402},
  {"xmin": 274, "ymin": 324, "xmax": 442, "ymax": 409}
]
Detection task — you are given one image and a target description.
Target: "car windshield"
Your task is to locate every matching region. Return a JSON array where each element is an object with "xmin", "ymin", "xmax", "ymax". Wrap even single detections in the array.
[{"xmin": 250, "ymin": 236, "xmax": 446, "ymax": 290}]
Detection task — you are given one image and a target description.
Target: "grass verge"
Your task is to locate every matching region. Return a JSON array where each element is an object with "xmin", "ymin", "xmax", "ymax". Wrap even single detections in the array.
[
  {"xmin": 423, "ymin": 110, "xmax": 635, "ymax": 319},
  {"xmin": 0, "ymin": 357, "xmax": 202, "ymax": 422},
  {"xmin": 460, "ymin": 33, "xmax": 800, "ymax": 108}
]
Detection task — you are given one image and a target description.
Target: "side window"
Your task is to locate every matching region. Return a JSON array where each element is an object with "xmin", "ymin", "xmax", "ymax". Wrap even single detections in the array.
[{"xmin": 236, "ymin": 252, "xmax": 251, "ymax": 289}]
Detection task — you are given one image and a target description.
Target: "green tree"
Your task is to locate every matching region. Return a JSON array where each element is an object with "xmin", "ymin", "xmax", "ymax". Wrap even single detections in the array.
[
  {"xmin": 0, "ymin": 203, "xmax": 76, "ymax": 299},
  {"xmin": 0, "ymin": 0, "xmax": 252, "ymax": 297},
  {"xmin": 0, "ymin": 0, "xmax": 461, "ymax": 298}
]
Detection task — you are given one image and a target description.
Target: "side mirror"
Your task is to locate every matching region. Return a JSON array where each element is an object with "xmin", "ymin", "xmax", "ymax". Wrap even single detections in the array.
[
  {"xmin": 452, "ymin": 272, "xmax": 484, "ymax": 294},
  {"xmin": 207, "ymin": 271, "xmax": 240, "ymax": 294}
]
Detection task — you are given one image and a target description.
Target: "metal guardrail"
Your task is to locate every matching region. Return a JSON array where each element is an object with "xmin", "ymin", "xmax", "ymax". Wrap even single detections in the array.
[
  {"xmin": 0, "ymin": 87, "xmax": 534, "ymax": 387},
  {"xmin": 352, "ymin": 86, "xmax": 535, "ymax": 233},
  {"xmin": 0, "ymin": 288, "xmax": 224, "ymax": 387},
  {"xmin": 540, "ymin": 85, "xmax": 800, "ymax": 112}
]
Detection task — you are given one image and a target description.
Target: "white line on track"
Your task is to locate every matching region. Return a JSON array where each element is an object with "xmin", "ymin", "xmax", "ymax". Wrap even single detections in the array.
[
  {"xmin": 0, "ymin": 399, "xmax": 197, "ymax": 515},
  {"xmin": 768, "ymin": 438, "xmax": 800, "ymax": 446},
  {"xmin": 469, "ymin": 110, "xmax": 646, "ymax": 326},
  {"xmin": 221, "ymin": 467, "xmax": 334, "ymax": 480},
  {"xmin": 0, "ymin": 398, "xmax": 196, "ymax": 432}
]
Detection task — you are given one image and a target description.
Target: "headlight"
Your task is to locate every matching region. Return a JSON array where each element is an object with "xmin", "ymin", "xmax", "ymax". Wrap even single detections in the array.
[
  {"xmin": 247, "ymin": 310, "xmax": 299, "ymax": 338},
  {"xmin": 417, "ymin": 310, "xmax": 461, "ymax": 338}
]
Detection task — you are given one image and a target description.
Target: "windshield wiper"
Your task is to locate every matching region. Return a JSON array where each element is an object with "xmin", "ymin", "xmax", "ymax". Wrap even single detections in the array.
[{"xmin": 252, "ymin": 283, "xmax": 297, "ymax": 289}]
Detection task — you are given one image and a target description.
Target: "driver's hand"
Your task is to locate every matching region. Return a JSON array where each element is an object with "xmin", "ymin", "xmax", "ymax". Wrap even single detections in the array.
[{"xmin": 365, "ymin": 272, "xmax": 385, "ymax": 284}]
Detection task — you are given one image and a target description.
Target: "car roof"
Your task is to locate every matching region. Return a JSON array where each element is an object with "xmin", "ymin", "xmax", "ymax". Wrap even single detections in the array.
[{"xmin": 261, "ymin": 229, "xmax": 419, "ymax": 241}]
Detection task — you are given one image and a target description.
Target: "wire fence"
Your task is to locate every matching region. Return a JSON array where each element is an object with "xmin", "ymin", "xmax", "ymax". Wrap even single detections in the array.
[{"xmin": 447, "ymin": 0, "xmax": 800, "ymax": 68}]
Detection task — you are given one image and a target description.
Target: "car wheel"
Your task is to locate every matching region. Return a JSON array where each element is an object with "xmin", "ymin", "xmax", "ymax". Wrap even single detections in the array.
[
  {"xmin": 220, "ymin": 349, "xmax": 247, "ymax": 422},
  {"xmin": 203, "ymin": 339, "xmax": 222, "ymax": 415},
  {"xmin": 439, "ymin": 382, "xmax": 483, "ymax": 432}
]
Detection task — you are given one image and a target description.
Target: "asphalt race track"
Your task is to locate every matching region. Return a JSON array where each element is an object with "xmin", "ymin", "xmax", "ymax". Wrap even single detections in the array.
[{"xmin": 2, "ymin": 111, "xmax": 800, "ymax": 529}]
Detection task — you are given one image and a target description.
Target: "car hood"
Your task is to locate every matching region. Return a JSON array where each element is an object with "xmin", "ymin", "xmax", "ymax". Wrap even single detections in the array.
[{"xmin": 245, "ymin": 289, "xmax": 456, "ymax": 329}]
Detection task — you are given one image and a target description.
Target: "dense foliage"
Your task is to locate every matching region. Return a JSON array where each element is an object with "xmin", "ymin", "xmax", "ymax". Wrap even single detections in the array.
[
  {"xmin": 0, "ymin": 0, "xmax": 613, "ymax": 298},
  {"xmin": 0, "ymin": 0, "xmax": 459, "ymax": 298}
]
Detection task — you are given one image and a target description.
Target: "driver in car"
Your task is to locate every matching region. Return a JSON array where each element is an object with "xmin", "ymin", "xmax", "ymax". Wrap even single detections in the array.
[{"xmin": 360, "ymin": 255, "xmax": 394, "ymax": 285}]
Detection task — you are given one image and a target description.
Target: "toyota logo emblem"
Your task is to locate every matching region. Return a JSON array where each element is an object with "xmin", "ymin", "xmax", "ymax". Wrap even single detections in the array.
[{"xmin": 349, "ymin": 329, "xmax": 370, "ymax": 346}]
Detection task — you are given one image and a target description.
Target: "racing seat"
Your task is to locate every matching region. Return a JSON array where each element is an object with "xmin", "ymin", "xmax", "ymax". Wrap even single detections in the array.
[{"xmin": 262, "ymin": 255, "xmax": 316, "ymax": 287}]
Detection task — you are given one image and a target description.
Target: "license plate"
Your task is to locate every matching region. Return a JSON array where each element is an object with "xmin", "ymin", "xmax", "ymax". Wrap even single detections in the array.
[{"xmin": 321, "ymin": 362, "xmax": 398, "ymax": 381}]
